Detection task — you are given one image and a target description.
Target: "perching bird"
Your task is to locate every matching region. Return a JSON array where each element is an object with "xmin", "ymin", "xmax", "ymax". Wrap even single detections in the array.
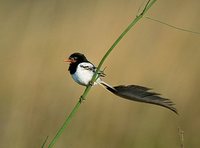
[{"xmin": 65, "ymin": 52, "xmax": 177, "ymax": 114}]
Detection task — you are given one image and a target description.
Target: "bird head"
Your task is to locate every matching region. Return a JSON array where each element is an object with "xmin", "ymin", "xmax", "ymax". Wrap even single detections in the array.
[{"xmin": 64, "ymin": 52, "xmax": 88, "ymax": 64}]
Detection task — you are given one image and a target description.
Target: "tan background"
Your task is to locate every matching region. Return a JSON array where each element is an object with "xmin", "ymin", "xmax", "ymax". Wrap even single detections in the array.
[{"xmin": 0, "ymin": 0, "xmax": 200, "ymax": 147}]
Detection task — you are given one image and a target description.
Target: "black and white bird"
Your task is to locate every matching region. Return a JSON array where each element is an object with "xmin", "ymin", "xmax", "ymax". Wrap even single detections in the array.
[{"xmin": 65, "ymin": 52, "xmax": 177, "ymax": 114}]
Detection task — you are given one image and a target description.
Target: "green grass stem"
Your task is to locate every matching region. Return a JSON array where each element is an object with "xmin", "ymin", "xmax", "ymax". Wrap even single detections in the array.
[{"xmin": 47, "ymin": 0, "xmax": 157, "ymax": 147}]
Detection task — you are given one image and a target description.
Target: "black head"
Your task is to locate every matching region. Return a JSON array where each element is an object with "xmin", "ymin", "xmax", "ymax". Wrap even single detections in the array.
[
  {"xmin": 65, "ymin": 52, "xmax": 88, "ymax": 74},
  {"xmin": 68, "ymin": 53, "xmax": 88, "ymax": 63}
]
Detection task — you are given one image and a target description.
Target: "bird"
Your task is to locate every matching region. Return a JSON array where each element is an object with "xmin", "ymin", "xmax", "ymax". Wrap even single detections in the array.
[{"xmin": 65, "ymin": 52, "xmax": 177, "ymax": 114}]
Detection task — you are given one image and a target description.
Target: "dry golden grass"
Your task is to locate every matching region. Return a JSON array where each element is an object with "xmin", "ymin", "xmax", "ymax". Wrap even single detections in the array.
[{"xmin": 0, "ymin": 0, "xmax": 200, "ymax": 147}]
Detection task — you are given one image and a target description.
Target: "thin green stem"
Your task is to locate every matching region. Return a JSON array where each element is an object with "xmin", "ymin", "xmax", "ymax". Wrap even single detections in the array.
[
  {"xmin": 146, "ymin": 16, "xmax": 200, "ymax": 35},
  {"xmin": 41, "ymin": 136, "xmax": 48, "ymax": 148},
  {"xmin": 47, "ymin": 0, "xmax": 157, "ymax": 147},
  {"xmin": 92, "ymin": 0, "xmax": 156, "ymax": 80},
  {"xmin": 48, "ymin": 101, "xmax": 81, "ymax": 148}
]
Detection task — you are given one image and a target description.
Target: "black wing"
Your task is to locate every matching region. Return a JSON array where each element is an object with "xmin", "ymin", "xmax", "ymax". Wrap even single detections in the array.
[{"xmin": 80, "ymin": 64, "xmax": 106, "ymax": 77}]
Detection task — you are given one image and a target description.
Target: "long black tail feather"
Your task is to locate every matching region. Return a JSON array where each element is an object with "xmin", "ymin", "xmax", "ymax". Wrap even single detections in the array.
[{"xmin": 101, "ymin": 82, "xmax": 178, "ymax": 114}]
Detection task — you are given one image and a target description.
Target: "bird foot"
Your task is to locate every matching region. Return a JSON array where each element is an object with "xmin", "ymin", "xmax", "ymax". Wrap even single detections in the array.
[
  {"xmin": 79, "ymin": 95, "xmax": 86, "ymax": 103},
  {"xmin": 89, "ymin": 81, "xmax": 94, "ymax": 86}
]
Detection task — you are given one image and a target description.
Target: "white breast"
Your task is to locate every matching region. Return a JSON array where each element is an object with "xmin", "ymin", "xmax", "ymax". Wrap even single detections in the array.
[{"xmin": 72, "ymin": 62, "xmax": 99, "ymax": 86}]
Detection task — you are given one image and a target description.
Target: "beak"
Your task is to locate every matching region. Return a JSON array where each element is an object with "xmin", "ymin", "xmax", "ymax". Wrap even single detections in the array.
[
  {"xmin": 64, "ymin": 58, "xmax": 76, "ymax": 63},
  {"xmin": 64, "ymin": 58, "xmax": 72, "ymax": 62}
]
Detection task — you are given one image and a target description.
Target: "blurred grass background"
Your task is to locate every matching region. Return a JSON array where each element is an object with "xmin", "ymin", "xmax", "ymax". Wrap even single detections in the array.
[{"xmin": 0, "ymin": 0, "xmax": 200, "ymax": 147}]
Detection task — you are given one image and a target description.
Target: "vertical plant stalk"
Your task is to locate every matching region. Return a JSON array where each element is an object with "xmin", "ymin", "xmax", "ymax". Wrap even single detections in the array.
[
  {"xmin": 178, "ymin": 127, "xmax": 185, "ymax": 148},
  {"xmin": 47, "ymin": 0, "xmax": 157, "ymax": 147}
]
